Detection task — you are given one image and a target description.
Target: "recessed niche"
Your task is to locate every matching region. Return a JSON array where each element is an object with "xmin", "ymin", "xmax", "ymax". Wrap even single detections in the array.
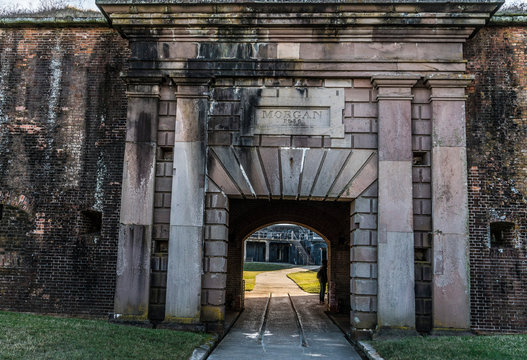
[
  {"xmin": 490, "ymin": 221, "xmax": 515, "ymax": 248},
  {"xmin": 79, "ymin": 210, "xmax": 102, "ymax": 236}
]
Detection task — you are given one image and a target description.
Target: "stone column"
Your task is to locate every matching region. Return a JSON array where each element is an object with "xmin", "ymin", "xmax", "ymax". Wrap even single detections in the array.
[
  {"xmin": 164, "ymin": 82, "xmax": 208, "ymax": 324},
  {"xmin": 373, "ymin": 74, "xmax": 420, "ymax": 331},
  {"xmin": 114, "ymin": 83, "xmax": 159, "ymax": 321},
  {"xmin": 425, "ymin": 75, "xmax": 472, "ymax": 332},
  {"xmin": 244, "ymin": 240, "xmax": 248, "ymax": 261},
  {"xmin": 265, "ymin": 240, "xmax": 270, "ymax": 262}
]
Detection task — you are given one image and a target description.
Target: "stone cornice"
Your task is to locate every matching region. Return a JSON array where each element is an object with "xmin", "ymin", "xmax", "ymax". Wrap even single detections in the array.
[
  {"xmin": 488, "ymin": 14, "xmax": 527, "ymax": 24},
  {"xmin": 123, "ymin": 27, "xmax": 475, "ymax": 43},
  {"xmin": 125, "ymin": 63, "xmax": 468, "ymax": 80},
  {"xmin": 97, "ymin": 1, "xmax": 502, "ymax": 40}
]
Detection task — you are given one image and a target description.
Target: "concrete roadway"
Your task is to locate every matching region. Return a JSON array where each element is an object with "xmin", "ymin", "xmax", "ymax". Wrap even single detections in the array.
[{"xmin": 208, "ymin": 267, "xmax": 363, "ymax": 360}]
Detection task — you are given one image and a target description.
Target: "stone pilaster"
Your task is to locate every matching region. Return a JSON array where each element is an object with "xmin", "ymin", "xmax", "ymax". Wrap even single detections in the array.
[
  {"xmin": 373, "ymin": 74, "xmax": 420, "ymax": 332},
  {"xmin": 114, "ymin": 83, "xmax": 160, "ymax": 321},
  {"xmin": 164, "ymin": 82, "xmax": 208, "ymax": 324},
  {"xmin": 425, "ymin": 75, "xmax": 473, "ymax": 332}
]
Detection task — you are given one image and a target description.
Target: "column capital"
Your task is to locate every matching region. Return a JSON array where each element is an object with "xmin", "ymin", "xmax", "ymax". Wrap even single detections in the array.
[
  {"xmin": 125, "ymin": 83, "xmax": 160, "ymax": 99},
  {"xmin": 172, "ymin": 77, "xmax": 212, "ymax": 99},
  {"xmin": 372, "ymin": 74, "xmax": 421, "ymax": 101},
  {"xmin": 425, "ymin": 74, "xmax": 474, "ymax": 101},
  {"xmin": 372, "ymin": 73, "xmax": 421, "ymax": 87},
  {"xmin": 424, "ymin": 74, "xmax": 474, "ymax": 88}
]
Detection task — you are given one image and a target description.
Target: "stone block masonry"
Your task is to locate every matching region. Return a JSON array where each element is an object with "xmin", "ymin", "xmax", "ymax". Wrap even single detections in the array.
[
  {"xmin": 350, "ymin": 182, "xmax": 378, "ymax": 337},
  {"xmin": 0, "ymin": 25, "xmax": 129, "ymax": 316}
]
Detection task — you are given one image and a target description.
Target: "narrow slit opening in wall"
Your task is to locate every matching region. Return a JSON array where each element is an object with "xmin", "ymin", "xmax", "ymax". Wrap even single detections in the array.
[
  {"xmin": 413, "ymin": 152, "xmax": 429, "ymax": 166},
  {"xmin": 414, "ymin": 248, "xmax": 430, "ymax": 262},
  {"xmin": 159, "ymin": 147, "xmax": 173, "ymax": 161},
  {"xmin": 490, "ymin": 221, "xmax": 515, "ymax": 248}
]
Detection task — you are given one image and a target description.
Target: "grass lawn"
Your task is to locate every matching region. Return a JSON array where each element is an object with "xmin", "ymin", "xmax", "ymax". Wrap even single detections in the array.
[
  {"xmin": 0, "ymin": 310, "xmax": 212, "ymax": 360},
  {"xmin": 287, "ymin": 270, "xmax": 320, "ymax": 293},
  {"xmin": 369, "ymin": 334, "xmax": 527, "ymax": 360},
  {"xmin": 243, "ymin": 262, "xmax": 295, "ymax": 291}
]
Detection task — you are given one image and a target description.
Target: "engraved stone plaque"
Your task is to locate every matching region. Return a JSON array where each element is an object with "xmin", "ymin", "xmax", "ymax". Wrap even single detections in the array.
[
  {"xmin": 255, "ymin": 107, "xmax": 330, "ymax": 134},
  {"xmin": 242, "ymin": 87, "xmax": 345, "ymax": 138}
]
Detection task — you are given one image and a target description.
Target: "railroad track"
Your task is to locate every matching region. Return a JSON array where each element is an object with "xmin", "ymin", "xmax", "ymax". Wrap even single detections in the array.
[{"xmin": 257, "ymin": 292, "xmax": 308, "ymax": 350}]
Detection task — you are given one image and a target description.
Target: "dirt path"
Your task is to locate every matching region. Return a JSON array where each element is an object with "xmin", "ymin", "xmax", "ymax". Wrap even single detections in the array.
[{"xmin": 247, "ymin": 266, "xmax": 317, "ymax": 297}]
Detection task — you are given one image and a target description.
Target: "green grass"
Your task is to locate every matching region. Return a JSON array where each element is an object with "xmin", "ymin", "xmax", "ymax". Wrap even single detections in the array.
[
  {"xmin": 287, "ymin": 270, "xmax": 320, "ymax": 293},
  {"xmin": 243, "ymin": 262, "xmax": 295, "ymax": 291},
  {"xmin": 369, "ymin": 334, "xmax": 527, "ymax": 360},
  {"xmin": 243, "ymin": 271, "xmax": 262, "ymax": 291},
  {"xmin": 243, "ymin": 262, "xmax": 295, "ymax": 272},
  {"xmin": 0, "ymin": 310, "xmax": 212, "ymax": 360}
]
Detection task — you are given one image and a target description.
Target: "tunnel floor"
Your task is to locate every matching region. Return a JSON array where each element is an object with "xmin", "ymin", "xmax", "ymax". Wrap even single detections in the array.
[{"xmin": 208, "ymin": 267, "xmax": 362, "ymax": 360}]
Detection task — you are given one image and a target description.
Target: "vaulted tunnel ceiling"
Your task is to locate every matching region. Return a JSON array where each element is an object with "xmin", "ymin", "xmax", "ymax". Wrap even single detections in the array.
[{"xmin": 207, "ymin": 146, "xmax": 377, "ymax": 200}]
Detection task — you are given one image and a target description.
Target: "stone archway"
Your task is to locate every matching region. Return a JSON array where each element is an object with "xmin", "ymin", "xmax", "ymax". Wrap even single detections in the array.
[
  {"xmin": 226, "ymin": 199, "xmax": 350, "ymax": 315},
  {"xmin": 98, "ymin": 0, "xmax": 502, "ymax": 338}
]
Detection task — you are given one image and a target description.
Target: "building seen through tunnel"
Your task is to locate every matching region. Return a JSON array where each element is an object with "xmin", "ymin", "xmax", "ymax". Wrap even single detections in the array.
[{"xmin": 244, "ymin": 224, "xmax": 327, "ymax": 265}]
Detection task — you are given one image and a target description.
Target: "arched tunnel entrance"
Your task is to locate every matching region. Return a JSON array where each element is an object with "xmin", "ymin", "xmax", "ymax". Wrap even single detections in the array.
[{"xmin": 225, "ymin": 199, "xmax": 350, "ymax": 314}]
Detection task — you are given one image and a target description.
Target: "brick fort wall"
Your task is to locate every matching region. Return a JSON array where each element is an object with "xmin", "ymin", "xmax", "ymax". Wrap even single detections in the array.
[
  {"xmin": 465, "ymin": 24, "xmax": 527, "ymax": 333},
  {"xmin": 0, "ymin": 25, "xmax": 129, "ymax": 316}
]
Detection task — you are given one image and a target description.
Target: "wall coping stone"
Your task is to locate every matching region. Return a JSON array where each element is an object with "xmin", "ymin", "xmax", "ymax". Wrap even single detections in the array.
[
  {"xmin": 96, "ymin": 0, "xmax": 502, "ymax": 4},
  {"xmin": 490, "ymin": 14, "xmax": 527, "ymax": 24}
]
